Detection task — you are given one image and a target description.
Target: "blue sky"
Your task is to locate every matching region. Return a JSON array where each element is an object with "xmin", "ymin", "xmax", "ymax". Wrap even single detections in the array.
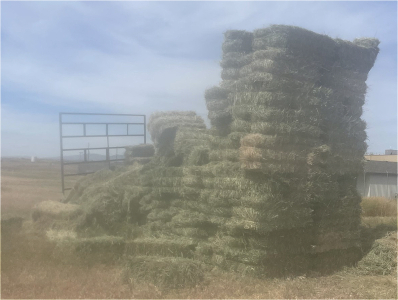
[{"xmin": 1, "ymin": 1, "xmax": 397, "ymax": 157}]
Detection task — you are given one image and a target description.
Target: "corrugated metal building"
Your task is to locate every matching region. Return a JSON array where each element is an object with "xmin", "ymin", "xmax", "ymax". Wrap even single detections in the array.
[{"xmin": 357, "ymin": 160, "xmax": 398, "ymax": 199}]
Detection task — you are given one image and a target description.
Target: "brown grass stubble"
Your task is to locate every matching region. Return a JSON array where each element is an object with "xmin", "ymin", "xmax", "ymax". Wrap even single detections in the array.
[{"xmin": 1, "ymin": 159, "xmax": 397, "ymax": 299}]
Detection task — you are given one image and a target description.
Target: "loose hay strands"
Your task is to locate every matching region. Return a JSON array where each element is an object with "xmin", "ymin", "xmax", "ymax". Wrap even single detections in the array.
[{"xmin": 354, "ymin": 231, "xmax": 397, "ymax": 275}]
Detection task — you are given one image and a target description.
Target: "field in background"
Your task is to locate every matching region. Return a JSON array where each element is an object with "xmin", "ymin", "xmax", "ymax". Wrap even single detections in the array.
[{"xmin": 1, "ymin": 158, "xmax": 397, "ymax": 299}]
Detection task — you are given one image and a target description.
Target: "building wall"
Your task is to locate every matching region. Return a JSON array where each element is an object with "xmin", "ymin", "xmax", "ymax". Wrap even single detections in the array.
[
  {"xmin": 357, "ymin": 173, "xmax": 398, "ymax": 199},
  {"xmin": 364, "ymin": 155, "xmax": 397, "ymax": 162}
]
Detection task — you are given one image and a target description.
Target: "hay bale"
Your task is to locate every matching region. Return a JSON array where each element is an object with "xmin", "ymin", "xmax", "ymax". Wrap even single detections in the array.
[
  {"xmin": 32, "ymin": 201, "xmax": 83, "ymax": 221},
  {"xmin": 124, "ymin": 256, "xmax": 206, "ymax": 289},
  {"xmin": 147, "ymin": 111, "xmax": 206, "ymax": 154},
  {"xmin": 125, "ymin": 237, "xmax": 196, "ymax": 258},
  {"xmin": 125, "ymin": 144, "xmax": 155, "ymax": 158},
  {"xmin": 220, "ymin": 52, "xmax": 253, "ymax": 68},
  {"xmin": 221, "ymin": 30, "xmax": 253, "ymax": 54}
]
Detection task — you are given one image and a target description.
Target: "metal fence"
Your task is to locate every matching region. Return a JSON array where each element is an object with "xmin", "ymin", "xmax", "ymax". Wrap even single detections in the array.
[{"xmin": 59, "ymin": 112, "xmax": 146, "ymax": 193}]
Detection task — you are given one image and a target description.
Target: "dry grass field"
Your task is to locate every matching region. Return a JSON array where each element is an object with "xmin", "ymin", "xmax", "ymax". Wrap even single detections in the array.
[{"xmin": 1, "ymin": 158, "xmax": 397, "ymax": 299}]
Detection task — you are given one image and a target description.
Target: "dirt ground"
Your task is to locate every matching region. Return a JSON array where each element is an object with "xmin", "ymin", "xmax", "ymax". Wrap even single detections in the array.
[{"xmin": 1, "ymin": 158, "xmax": 397, "ymax": 299}]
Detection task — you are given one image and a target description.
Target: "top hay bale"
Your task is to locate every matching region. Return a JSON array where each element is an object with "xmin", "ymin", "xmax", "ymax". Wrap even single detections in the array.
[
  {"xmin": 251, "ymin": 25, "xmax": 379, "ymax": 73},
  {"xmin": 148, "ymin": 111, "xmax": 206, "ymax": 154}
]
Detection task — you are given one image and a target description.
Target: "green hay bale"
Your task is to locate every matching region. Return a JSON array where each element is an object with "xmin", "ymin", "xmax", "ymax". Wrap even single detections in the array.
[
  {"xmin": 66, "ymin": 168, "xmax": 116, "ymax": 203},
  {"xmin": 222, "ymin": 39, "xmax": 252, "ymax": 54},
  {"xmin": 125, "ymin": 237, "xmax": 196, "ymax": 258},
  {"xmin": 147, "ymin": 111, "xmax": 206, "ymax": 149},
  {"xmin": 208, "ymin": 132, "xmax": 245, "ymax": 149},
  {"xmin": 250, "ymin": 121, "xmax": 322, "ymax": 138},
  {"xmin": 335, "ymin": 38, "xmax": 380, "ymax": 73},
  {"xmin": 206, "ymin": 98, "xmax": 231, "ymax": 111},
  {"xmin": 186, "ymin": 161, "xmax": 241, "ymax": 178},
  {"xmin": 230, "ymin": 205, "xmax": 313, "ymax": 230},
  {"xmin": 222, "ymin": 30, "xmax": 253, "ymax": 54},
  {"xmin": 313, "ymin": 229, "xmax": 361, "ymax": 253},
  {"xmin": 239, "ymin": 57, "xmax": 320, "ymax": 81},
  {"xmin": 239, "ymin": 146, "xmax": 308, "ymax": 164},
  {"xmin": 171, "ymin": 227, "xmax": 210, "ymax": 239},
  {"xmin": 221, "ymin": 68, "xmax": 241, "ymax": 80},
  {"xmin": 171, "ymin": 199, "xmax": 232, "ymax": 218},
  {"xmin": 170, "ymin": 210, "xmax": 224, "ymax": 228},
  {"xmin": 311, "ymin": 247, "xmax": 363, "ymax": 274},
  {"xmin": 125, "ymin": 144, "xmax": 155, "ymax": 158},
  {"xmin": 240, "ymin": 133, "xmax": 319, "ymax": 149},
  {"xmin": 221, "ymin": 73, "xmax": 313, "ymax": 93},
  {"xmin": 230, "ymin": 88, "xmax": 329, "ymax": 109},
  {"xmin": 204, "ymin": 86, "xmax": 230, "ymax": 100},
  {"xmin": 173, "ymin": 128, "xmax": 211, "ymax": 157},
  {"xmin": 186, "ymin": 146, "xmax": 210, "ymax": 166},
  {"xmin": 32, "ymin": 201, "xmax": 83, "ymax": 221},
  {"xmin": 208, "ymin": 149, "xmax": 239, "ymax": 162},
  {"xmin": 125, "ymin": 157, "xmax": 152, "ymax": 165},
  {"xmin": 233, "ymin": 106, "xmax": 320, "ymax": 126},
  {"xmin": 199, "ymin": 188, "xmax": 242, "ymax": 205},
  {"xmin": 230, "ymin": 119, "xmax": 251, "ymax": 133},
  {"xmin": 224, "ymin": 30, "xmax": 253, "ymax": 40},
  {"xmin": 207, "ymin": 110, "xmax": 232, "ymax": 127},
  {"xmin": 124, "ymin": 256, "xmax": 206, "ymax": 289},
  {"xmin": 252, "ymin": 25, "xmax": 337, "ymax": 60},
  {"xmin": 220, "ymin": 52, "xmax": 253, "ymax": 68},
  {"xmin": 212, "ymin": 229, "xmax": 314, "ymax": 254},
  {"xmin": 74, "ymin": 236, "xmax": 125, "ymax": 257},
  {"xmin": 146, "ymin": 208, "xmax": 179, "ymax": 222},
  {"xmin": 201, "ymin": 176, "xmax": 268, "ymax": 192}
]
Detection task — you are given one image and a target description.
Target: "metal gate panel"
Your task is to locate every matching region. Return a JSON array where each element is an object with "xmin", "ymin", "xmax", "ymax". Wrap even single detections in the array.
[{"xmin": 59, "ymin": 112, "xmax": 146, "ymax": 193}]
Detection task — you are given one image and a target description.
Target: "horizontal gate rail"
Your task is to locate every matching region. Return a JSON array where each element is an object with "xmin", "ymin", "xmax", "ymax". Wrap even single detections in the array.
[{"xmin": 59, "ymin": 112, "xmax": 146, "ymax": 194}]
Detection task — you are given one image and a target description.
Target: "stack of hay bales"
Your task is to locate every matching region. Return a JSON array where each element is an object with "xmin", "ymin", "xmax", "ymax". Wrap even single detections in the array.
[
  {"xmin": 56, "ymin": 25, "xmax": 380, "ymax": 282},
  {"xmin": 125, "ymin": 111, "xmax": 212, "ymax": 285},
  {"xmin": 202, "ymin": 25, "xmax": 379, "ymax": 275},
  {"xmin": 205, "ymin": 30, "xmax": 253, "ymax": 135}
]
